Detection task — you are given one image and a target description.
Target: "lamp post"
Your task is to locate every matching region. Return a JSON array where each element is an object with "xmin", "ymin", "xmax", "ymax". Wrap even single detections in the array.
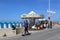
[
  {"xmin": 48, "ymin": 0, "xmax": 51, "ymax": 28},
  {"xmin": 47, "ymin": 0, "xmax": 56, "ymax": 28}
]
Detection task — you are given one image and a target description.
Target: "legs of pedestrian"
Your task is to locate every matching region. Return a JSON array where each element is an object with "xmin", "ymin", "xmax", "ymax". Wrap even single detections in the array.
[
  {"xmin": 26, "ymin": 28, "xmax": 29, "ymax": 34},
  {"xmin": 24, "ymin": 27, "xmax": 29, "ymax": 35},
  {"xmin": 24, "ymin": 27, "xmax": 26, "ymax": 35}
]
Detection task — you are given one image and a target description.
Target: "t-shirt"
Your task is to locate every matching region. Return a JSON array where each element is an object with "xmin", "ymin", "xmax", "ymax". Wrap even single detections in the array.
[{"xmin": 24, "ymin": 21, "xmax": 28, "ymax": 27}]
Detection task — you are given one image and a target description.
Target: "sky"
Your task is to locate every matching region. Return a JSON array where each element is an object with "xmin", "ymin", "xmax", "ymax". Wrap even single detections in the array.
[{"xmin": 0, "ymin": 0, "xmax": 60, "ymax": 22}]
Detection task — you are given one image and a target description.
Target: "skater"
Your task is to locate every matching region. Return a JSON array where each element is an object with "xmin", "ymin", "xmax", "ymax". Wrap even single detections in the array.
[{"xmin": 24, "ymin": 20, "xmax": 29, "ymax": 35}]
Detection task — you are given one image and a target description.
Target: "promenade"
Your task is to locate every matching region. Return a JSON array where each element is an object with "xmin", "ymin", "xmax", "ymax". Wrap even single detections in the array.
[{"xmin": 0, "ymin": 25, "xmax": 60, "ymax": 40}]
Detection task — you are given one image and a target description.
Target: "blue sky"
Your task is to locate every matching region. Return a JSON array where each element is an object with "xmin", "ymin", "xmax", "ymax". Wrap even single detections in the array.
[{"xmin": 0, "ymin": 0, "xmax": 60, "ymax": 22}]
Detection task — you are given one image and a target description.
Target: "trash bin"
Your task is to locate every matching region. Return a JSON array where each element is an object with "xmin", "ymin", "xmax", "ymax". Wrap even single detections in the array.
[
  {"xmin": 16, "ymin": 28, "xmax": 19, "ymax": 34},
  {"xmin": 48, "ymin": 21, "xmax": 52, "ymax": 28},
  {"xmin": 16, "ymin": 27, "xmax": 24, "ymax": 34},
  {"xmin": 50, "ymin": 21, "xmax": 52, "ymax": 28}
]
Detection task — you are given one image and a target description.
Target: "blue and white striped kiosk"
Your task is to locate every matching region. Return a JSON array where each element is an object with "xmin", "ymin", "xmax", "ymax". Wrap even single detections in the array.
[
  {"xmin": 8, "ymin": 22, "xmax": 12, "ymax": 28},
  {"xmin": 16, "ymin": 22, "xmax": 22, "ymax": 28},
  {"xmin": 16, "ymin": 22, "xmax": 20, "ymax": 27},
  {"xmin": 0, "ymin": 22, "xmax": 3, "ymax": 29},
  {"xmin": 3, "ymin": 22, "xmax": 8, "ymax": 29}
]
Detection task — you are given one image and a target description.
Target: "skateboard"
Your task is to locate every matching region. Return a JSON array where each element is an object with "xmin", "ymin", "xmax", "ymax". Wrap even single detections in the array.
[{"xmin": 22, "ymin": 33, "xmax": 31, "ymax": 36}]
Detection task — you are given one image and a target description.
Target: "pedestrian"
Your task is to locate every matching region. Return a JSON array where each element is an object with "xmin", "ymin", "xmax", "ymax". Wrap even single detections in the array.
[
  {"xmin": 24, "ymin": 20, "xmax": 29, "ymax": 35},
  {"xmin": 12, "ymin": 24, "xmax": 16, "ymax": 30},
  {"xmin": 44, "ymin": 23, "xmax": 46, "ymax": 28}
]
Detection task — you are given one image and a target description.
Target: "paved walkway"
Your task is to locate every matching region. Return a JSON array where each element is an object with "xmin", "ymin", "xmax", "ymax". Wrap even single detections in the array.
[
  {"xmin": 0, "ymin": 26, "xmax": 60, "ymax": 38},
  {"xmin": 0, "ymin": 26, "xmax": 60, "ymax": 40}
]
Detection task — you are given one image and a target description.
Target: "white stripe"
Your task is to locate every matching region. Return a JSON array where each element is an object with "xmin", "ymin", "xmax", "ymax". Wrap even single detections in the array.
[
  {"xmin": 8, "ymin": 24, "xmax": 11, "ymax": 28},
  {"xmin": 0, "ymin": 24, "xmax": 1, "ymax": 29},
  {"xmin": 4, "ymin": 24, "xmax": 6, "ymax": 29}
]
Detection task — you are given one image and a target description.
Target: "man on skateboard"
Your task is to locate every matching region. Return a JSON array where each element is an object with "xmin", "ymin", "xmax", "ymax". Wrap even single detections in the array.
[{"xmin": 22, "ymin": 20, "xmax": 31, "ymax": 36}]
